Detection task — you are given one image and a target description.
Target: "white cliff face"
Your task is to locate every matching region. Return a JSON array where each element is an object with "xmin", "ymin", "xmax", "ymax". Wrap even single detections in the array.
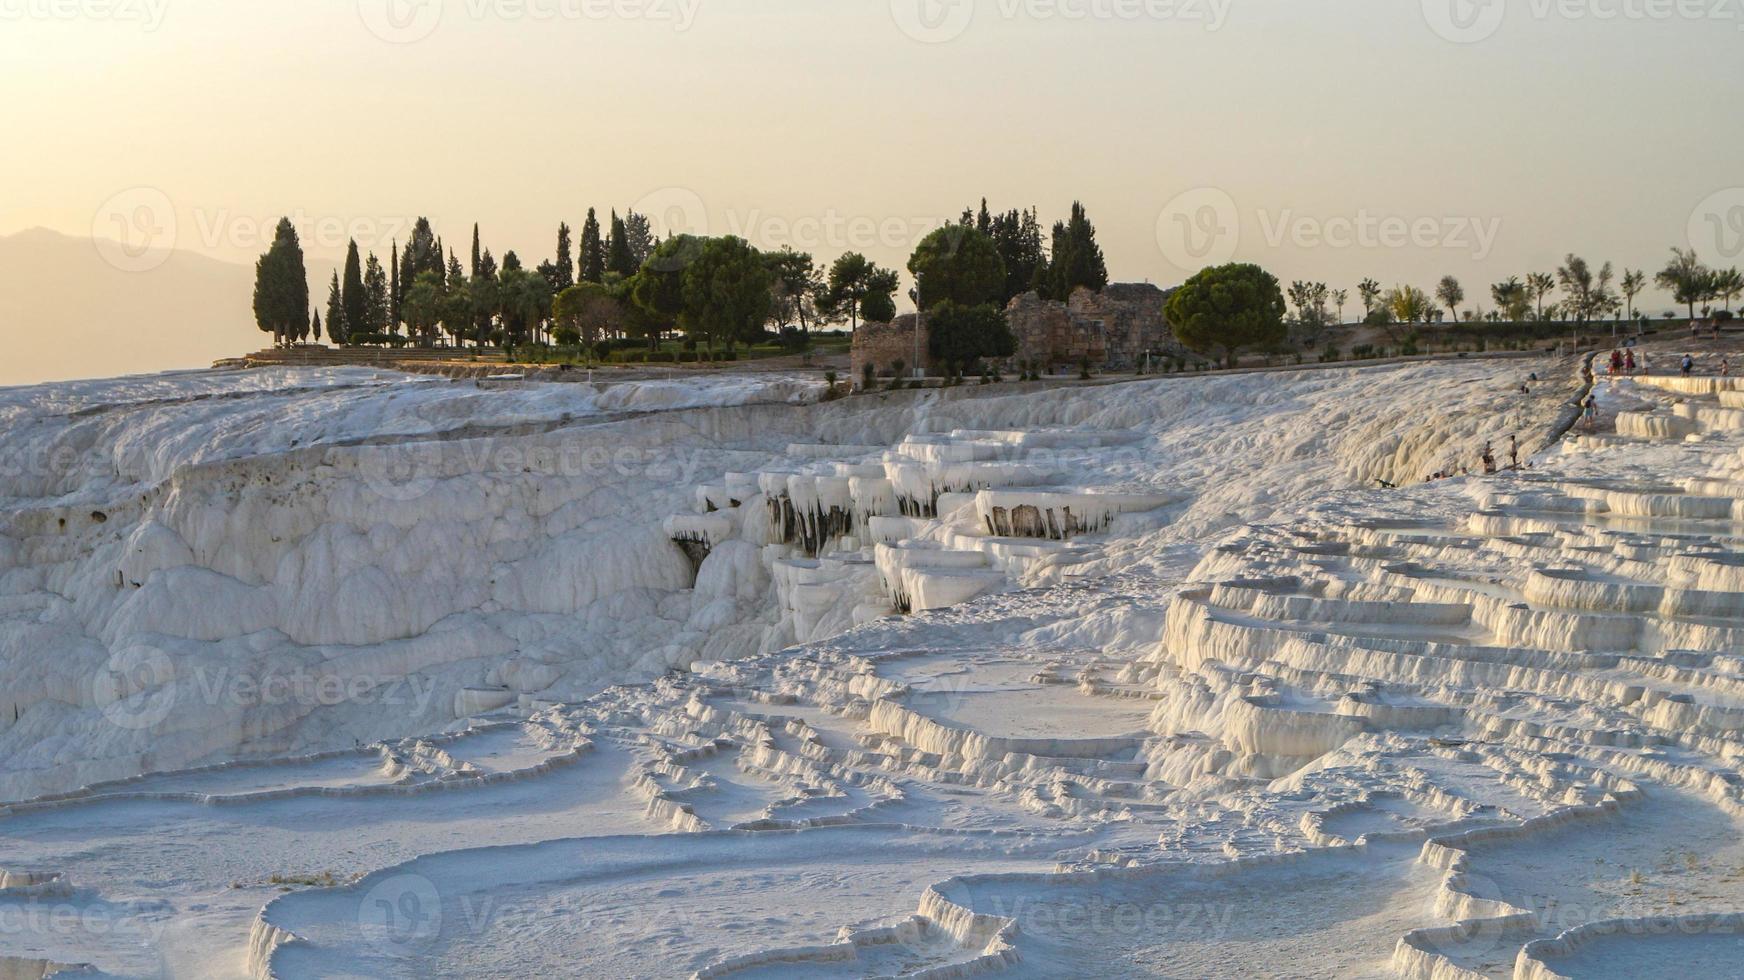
[
  {"xmin": 0, "ymin": 361, "xmax": 1575, "ymax": 803},
  {"xmin": 0, "ymin": 369, "xmax": 829, "ymax": 799}
]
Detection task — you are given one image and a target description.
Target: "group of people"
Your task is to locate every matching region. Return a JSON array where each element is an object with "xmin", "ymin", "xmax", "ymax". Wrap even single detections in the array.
[
  {"xmin": 1586, "ymin": 351, "xmax": 1716, "ymax": 429},
  {"xmin": 1692, "ymin": 318, "xmax": 1726, "ymax": 342},
  {"xmin": 1414, "ymin": 337, "xmax": 1737, "ymax": 485},
  {"xmin": 1424, "ymin": 435, "xmax": 1522, "ymax": 483}
]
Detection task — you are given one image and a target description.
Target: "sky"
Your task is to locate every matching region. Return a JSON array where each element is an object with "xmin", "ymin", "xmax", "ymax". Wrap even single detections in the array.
[{"xmin": 3, "ymin": 0, "xmax": 1743, "ymax": 370}]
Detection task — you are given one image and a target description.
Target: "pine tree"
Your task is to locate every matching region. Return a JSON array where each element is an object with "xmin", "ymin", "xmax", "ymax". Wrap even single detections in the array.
[
  {"xmin": 342, "ymin": 240, "xmax": 367, "ymax": 339},
  {"xmin": 606, "ymin": 210, "xmax": 635, "ymax": 277},
  {"xmin": 325, "ymin": 271, "xmax": 349, "ymax": 344},
  {"xmin": 579, "ymin": 209, "xmax": 606, "ymax": 283}
]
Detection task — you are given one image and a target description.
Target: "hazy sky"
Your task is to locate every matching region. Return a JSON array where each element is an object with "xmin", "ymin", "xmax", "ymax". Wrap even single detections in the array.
[{"xmin": 4, "ymin": 0, "xmax": 1743, "ymax": 316}]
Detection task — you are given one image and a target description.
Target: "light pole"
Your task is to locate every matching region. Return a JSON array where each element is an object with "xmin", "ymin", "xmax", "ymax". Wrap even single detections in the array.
[{"xmin": 913, "ymin": 272, "xmax": 923, "ymax": 380}]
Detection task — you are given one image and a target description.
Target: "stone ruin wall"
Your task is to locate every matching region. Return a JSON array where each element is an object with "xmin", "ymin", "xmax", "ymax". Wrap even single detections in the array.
[
  {"xmin": 849, "ymin": 284, "xmax": 1178, "ymax": 383},
  {"xmin": 849, "ymin": 314, "xmax": 930, "ymax": 384}
]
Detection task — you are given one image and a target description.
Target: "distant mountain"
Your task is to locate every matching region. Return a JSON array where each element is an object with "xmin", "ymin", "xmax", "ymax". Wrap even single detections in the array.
[{"xmin": 0, "ymin": 228, "xmax": 261, "ymax": 387}]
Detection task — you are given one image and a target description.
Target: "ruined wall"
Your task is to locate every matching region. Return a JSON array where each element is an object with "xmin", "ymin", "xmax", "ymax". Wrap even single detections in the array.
[
  {"xmin": 850, "ymin": 284, "xmax": 1177, "ymax": 382},
  {"xmin": 1006, "ymin": 283, "xmax": 1178, "ymax": 370},
  {"xmin": 850, "ymin": 314, "xmax": 931, "ymax": 384}
]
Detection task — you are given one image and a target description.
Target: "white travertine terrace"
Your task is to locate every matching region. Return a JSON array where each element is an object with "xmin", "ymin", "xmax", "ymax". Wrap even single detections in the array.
[{"xmin": 12, "ymin": 357, "xmax": 1744, "ymax": 978}]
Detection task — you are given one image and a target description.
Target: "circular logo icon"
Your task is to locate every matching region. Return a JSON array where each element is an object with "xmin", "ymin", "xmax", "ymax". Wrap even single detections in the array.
[
  {"xmin": 631, "ymin": 187, "xmax": 710, "ymax": 271},
  {"xmin": 1156, "ymin": 187, "xmax": 1240, "ymax": 273},
  {"xmin": 359, "ymin": 874, "xmax": 443, "ymax": 951},
  {"xmin": 92, "ymin": 187, "xmax": 177, "ymax": 273},
  {"xmin": 359, "ymin": 0, "xmax": 444, "ymax": 43},
  {"xmin": 356, "ymin": 442, "xmax": 443, "ymax": 505},
  {"xmin": 890, "ymin": 0, "xmax": 975, "ymax": 43},
  {"xmin": 1689, "ymin": 188, "xmax": 1744, "ymax": 264},
  {"xmin": 1415, "ymin": 869, "xmax": 1517, "ymax": 964},
  {"xmin": 1421, "ymin": 0, "xmax": 1506, "ymax": 43},
  {"xmin": 92, "ymin": 646, "xmax": 177, "ymax": 731},
  {"xmin": 631, "ymin": 186, "xmax": 709, "ymax": 241}
]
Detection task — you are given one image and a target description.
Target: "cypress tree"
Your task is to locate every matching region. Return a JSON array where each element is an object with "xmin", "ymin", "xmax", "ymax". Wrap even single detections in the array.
[
  {"xmin": 470, "ymin": 224, "xmax": 482, "ymax": 278},
  {"xmin": 390, "ymin": 241, "xmax": 401, "ymax": 330},
  {"xmin": 363, "ymin": 254, "xmax": 390, "ymax": 333},
  {"xmin": 398, "ymin": 243, "xmax": 417, "ymax": 331},
  {"xmin": 555, "ymin": 223, "xmax": 574, "ymax": 290},
  {"xmin": 325, "ymin": 271, "xmax": 349, "ymax": 344},
  {"xmin": 251, "ymin": 217, "xmax": 309, "ymax": 346},
  {"xmin": 622, "ymin": 211, "xmax": 654, "ymax": 267},
  {"xmin": 474, "ymin": 248, "xmax": 498, "ymax": 343},
  {"xmin": 606, "ymin": 210, "xmax": 634, "ymax": 277},
  {"xmin": 405, "ymin": 218, "xmax": 440, "ymax": 281},
  {"xmin": 1045, "ymin": 201, "xmax": 1108, "ymax": 301},
  {"xmin": 579, "ymin": 208, "xmax": 605, "ymax": 283},
  {"xmin": 312, "ymin": 310, "xmax": 322, "ymax": 343},
  {"xmin": 342, "ymin": 240, "xmax": 367, "ymax": 339}
]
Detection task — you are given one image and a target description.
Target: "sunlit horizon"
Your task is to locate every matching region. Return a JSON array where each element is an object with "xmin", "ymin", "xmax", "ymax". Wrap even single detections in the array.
[{"xmin": 4, "ymin": 0, "xmax": 1743, "ymax": 385}]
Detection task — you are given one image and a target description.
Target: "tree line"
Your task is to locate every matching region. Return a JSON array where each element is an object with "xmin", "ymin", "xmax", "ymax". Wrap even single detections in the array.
[
  {"xmin": 250, "ymin": 199, "xmax": 1110, "ymax": 359},
  {"xmin": 1273, "ymin": 249, "xmax": 1742, "ymax": 350},
  {"xmin": 1168, "ymin": 247, "xmax": 1742, "ymax": 370}
]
